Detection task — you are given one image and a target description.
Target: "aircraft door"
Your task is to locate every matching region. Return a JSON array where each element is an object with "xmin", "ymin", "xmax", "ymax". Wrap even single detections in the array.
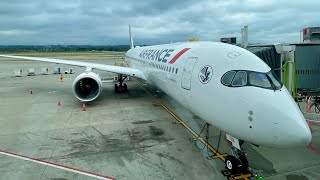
[{"xmin": 181, "ymin": 57, "xmax": 198, "ymax": 90}]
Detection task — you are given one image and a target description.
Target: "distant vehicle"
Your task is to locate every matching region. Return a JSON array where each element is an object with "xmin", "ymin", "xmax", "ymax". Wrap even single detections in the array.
[
  {"xmin": 64, "ymin": 68, "xmax": 74, "ymax": 74},
  {"xmin": 28, "ymin": 68, "xmax": 35, "ymax": 76},
  {"xmin": 41, "ymin": 68, "xmax": 49, "ymax": 75},
  {"xmin": 53, "ymin": 67, "xmax": 61, "ymax": 74},
  {"xmin": 0, "ymin": 25, "xmax": 311, "ymax": 173},
  {"xmin": 12, "ymin": 69, "xmax": 22, "ymax": 77}
]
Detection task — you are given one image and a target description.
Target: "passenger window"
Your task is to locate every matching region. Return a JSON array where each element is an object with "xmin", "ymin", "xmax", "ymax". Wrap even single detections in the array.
[
  {"xmin": 249, "ymin": 72, "xmax": 271, "ymax": 88},
  {"xmin": 221, "ymin": 71, "xmax": 236, "ymax": 85},
  {"xmin": 231, "ymin": 71, "xmax": 247, "ymax": 86},
  {"xmin": 176, "ymin": 68, "xmax": 178, "ymax": 74},
  {"xmin": 169, "ymin": 67, "xmax": 171, "ymax": 72},
  {"xmin": 172, "ymin": 67, "xmax": 175, "ymax": 73}
]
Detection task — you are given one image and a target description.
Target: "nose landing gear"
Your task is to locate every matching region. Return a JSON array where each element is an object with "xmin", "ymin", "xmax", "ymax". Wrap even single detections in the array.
[
  {"xmin": 224, "ymin": 134, "xmax": 249, "ymax": 174},
  {"xmin": 225, "ymin": 146, "xmax": 249, "ymax": 173}
]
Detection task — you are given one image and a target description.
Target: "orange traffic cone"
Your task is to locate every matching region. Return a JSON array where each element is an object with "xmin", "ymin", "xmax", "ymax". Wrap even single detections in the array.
[
  {"xmin": 82, "ymin": 103, "xmax": 86, "ymax": 111},
  {"xmin": 58, "ymin": 100, "xmax": 61, "ymax": 107},
  {"xmin": 60, "ymin": 74, "xmax": 63, "ymax": 82}
]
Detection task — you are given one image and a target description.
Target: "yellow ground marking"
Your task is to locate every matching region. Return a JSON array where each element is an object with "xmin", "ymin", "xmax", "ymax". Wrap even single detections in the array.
[
  {"xmin": 209, "ymin": 153, "xmax": 228, "ymax": 159},
  {"xmin": 232, "ymin": 173, "xmax": 252, "ymax": 180}
]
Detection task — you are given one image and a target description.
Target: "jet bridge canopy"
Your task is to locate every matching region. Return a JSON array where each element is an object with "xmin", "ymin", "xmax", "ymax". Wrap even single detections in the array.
[
  {"xmin": 248, "ymin": 43, "xmax": 320, "ymax": 96},
  {"xmin": 247, "ymin": 45, "xmax": 281, "ymax": 77}
]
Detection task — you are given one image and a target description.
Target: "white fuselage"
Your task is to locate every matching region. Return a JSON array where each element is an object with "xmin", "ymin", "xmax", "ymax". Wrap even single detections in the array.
[{"xmin": 125, "ymin": 41, "xmax": 311, "ymax": 147}]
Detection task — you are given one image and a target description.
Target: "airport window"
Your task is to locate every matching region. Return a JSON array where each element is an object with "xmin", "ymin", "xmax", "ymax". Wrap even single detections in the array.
[
  {"xmin": 221, "ymin": 71, "xmax": 236, "ymax": 86},
  {"xmin": 176, "ymin": 68, "xmax": 178, "ymax": 74}
]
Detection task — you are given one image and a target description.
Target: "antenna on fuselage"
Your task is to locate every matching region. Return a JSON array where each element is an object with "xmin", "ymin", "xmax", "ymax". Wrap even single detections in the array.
[{"xmin": 129, "ymin": 24, "xmax": 134, "ymax": 48}]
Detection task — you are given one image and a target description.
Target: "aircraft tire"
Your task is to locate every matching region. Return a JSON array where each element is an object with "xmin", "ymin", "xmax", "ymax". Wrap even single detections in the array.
[
  {"xmin": 238, "ymin": 154, "xmax": 249, "ymax": 172},
  {"xmin": 124, "ymin": 83, "xmax": 128, "ymax": 92},
  {"xmin": 225, "ymin": 155, "xmax": 240, "ymax": 174},
  {"xmin": 115, "ymin": 84, "xmax": 119, "ymax": 93}
]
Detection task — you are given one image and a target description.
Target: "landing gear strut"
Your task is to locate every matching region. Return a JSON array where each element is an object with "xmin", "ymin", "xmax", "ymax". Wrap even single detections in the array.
[
  {"xmin": 225, "ymin": 136, "xmax": 249, "ymax": 173},
  {"xmin": 114, "ymin": 74, "xmax": 128, "ymax": 93}
]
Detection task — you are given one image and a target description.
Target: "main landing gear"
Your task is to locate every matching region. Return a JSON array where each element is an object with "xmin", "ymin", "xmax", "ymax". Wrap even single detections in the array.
[
  {"xmin": 224, "ymin": 135, "xmax": 249, "ymax": 174},
  {"xmin": 114, "ymin": 74, "xmax": 128, "ymax": 93}
]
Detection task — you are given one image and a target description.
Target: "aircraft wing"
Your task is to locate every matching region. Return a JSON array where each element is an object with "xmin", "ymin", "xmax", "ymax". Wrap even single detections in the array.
[{"xmin": 0, "ymin": 55, "xmax": 147, "ymax": 80}]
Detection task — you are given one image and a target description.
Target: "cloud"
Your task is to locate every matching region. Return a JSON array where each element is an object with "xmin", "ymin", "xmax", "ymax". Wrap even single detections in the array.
[{"xmin": 0, "ymin": 0, "xmax": 318, "ymax": 45}]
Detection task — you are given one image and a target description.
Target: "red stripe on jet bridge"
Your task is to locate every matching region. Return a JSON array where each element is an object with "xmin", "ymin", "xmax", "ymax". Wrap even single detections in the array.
[{"xmin": 168, "ymin": 48, "xmax": 190, "ymax": 64}]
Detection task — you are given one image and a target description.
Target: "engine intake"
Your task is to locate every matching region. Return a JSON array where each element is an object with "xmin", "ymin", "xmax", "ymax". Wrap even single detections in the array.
[{"xmin": 72, "ymin": 72, "xmax": 102, "ymax": 102}]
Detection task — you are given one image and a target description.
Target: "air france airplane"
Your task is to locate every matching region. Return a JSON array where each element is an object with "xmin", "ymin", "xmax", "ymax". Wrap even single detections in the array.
[{"xmin": 0, "ymin": 26, "xmax": 312, "ymax": 173}]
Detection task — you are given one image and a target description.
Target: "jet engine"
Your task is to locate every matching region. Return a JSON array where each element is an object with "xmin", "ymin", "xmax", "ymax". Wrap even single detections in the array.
[{"xmin": 72, "ymin": 72, "xmax": 102, "ymax": 102}]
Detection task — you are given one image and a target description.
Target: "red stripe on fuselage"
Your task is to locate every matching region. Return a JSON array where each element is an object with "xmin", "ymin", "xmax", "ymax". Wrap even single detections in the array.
[{"xmin": 168, "ymin": 48, "xmax": 190, "ymax": 64}]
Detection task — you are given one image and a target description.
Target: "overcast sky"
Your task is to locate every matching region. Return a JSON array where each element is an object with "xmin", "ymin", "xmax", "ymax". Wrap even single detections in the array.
[{"xmin": 0, "ymin": 0, "xmax": 318, "ymax": 45}]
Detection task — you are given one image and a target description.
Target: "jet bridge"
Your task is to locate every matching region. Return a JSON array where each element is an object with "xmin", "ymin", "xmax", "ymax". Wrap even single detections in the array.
[
  {"xmin": 247, "ymin": 45, "xmax": 281, "ymax": 76},
  {"xmin": 247, "ymin": 43, "xmax": 320, "ymax": 97}
]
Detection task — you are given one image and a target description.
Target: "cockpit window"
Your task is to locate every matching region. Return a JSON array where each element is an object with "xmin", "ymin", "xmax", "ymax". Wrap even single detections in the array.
[
  {"xmin": 249, "ymin": 72, "xmax": 271, "ymax": 88},
  {"xmin": 221, "ymin": 70, "xmax": 283, "ymax": 90},
  {"xmin": 221, "ymin": 71, "xmax": 236, "ymax": 85},
  {"xmin": 267, "ymin": 71, "xmax": 283, "ymax": 90},
  {"xmin": 231, "ymin": 71, "xmax": 247, "ymax": 86}
]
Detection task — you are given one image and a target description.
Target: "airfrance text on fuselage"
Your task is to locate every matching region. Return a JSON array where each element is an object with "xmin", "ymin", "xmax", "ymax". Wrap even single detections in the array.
[{"xmin": 139, "ymin": 49, "xmax": 175, "ymax": 63}]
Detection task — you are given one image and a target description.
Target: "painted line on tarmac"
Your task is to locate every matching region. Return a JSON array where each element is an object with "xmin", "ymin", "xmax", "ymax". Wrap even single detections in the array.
[
  {"xmin": 306, "ymin": 119, "xmax": 320, "ymax": 153},
  {"xmin": 306, "ymin": 119, "xmax": 320, "ymax": 123},
  {"xmin": 0, "ymin": 149, "xmax": 116, "ymax": 180}
]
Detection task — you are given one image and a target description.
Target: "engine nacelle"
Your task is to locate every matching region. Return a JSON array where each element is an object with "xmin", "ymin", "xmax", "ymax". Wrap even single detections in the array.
[{"xmin": 72, "ymin": 72, "xmax": 102, "ymax": 102}]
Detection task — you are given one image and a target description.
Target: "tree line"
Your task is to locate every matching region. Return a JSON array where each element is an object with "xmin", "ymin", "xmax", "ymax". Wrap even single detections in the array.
[{"xmin": 0, "ymin": 45, "xmax": 132, "ymax": 52}]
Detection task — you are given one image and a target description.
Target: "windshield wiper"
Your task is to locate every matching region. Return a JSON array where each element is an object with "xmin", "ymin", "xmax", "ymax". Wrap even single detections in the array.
[{"xmin": 267, "ymin": 75, "xmax": 277, "ymax": 91}]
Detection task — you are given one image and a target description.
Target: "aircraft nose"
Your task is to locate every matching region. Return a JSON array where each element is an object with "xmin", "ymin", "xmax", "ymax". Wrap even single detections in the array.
[
  {"xmin": 271, "ymin": 88, "xmax": 312, "ymax": 147},
  {"xmin": 273, "ymin": 116, "xmax": 312, "ymax": 147},
  {"xmin": 297, "ymin": 119, "xmax": 312, "ymax": 146},
  {"xmin": 279, "ymin": 112, "xmax": 312, "ymax": 146}
]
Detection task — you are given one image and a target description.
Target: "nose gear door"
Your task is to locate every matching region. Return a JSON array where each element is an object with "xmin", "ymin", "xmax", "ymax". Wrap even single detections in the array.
[{"xmin": 181, "ymin": 57, "xmax": 198, "ymax": 90}]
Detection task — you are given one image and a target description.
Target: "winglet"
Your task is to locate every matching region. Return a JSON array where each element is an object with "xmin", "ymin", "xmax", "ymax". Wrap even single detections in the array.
[{"xmin": 129, "ymin": 25, "xmax": 134, "ymax": 49}]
